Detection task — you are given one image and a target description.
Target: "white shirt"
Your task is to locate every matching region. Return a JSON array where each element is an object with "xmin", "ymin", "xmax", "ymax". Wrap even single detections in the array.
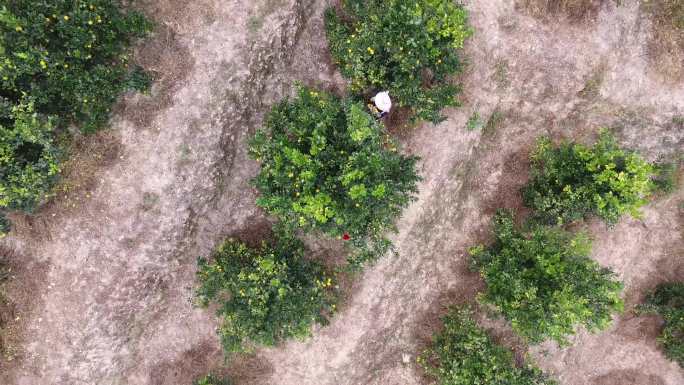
[{"xmin": 371, "ymin": 91, "xmax": 392, "ymax": 113}]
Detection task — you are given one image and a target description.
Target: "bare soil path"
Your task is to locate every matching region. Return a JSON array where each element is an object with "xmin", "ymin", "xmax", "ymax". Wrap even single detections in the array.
[{"xmin": 0, "ymin": 1, "xmax": 682, "ymax": 385}]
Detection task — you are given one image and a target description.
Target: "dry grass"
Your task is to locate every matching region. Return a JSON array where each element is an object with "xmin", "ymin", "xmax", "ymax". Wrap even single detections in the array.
[
  {"xmin": 644, "ymin": 0, "xmax": 684, "ymax": 81},
  {"xmin": 516, "ymin": 0, "xmax": 608, "ymax": 21},
  {"xmin": 0, "ymin": 247, "xmax": 16, "ymax": 366},
  {"xmin": 51, "ymin": 131, "xmax": 122, "ymax": 209}
]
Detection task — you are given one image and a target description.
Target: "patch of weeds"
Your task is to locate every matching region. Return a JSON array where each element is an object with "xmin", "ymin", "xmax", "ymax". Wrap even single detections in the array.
[
  {"xmin": 579, "ymin": 65, "xmax": 606, "ymax": 99},
  {"xmin": 177, "ymin": 143, "xmax": 192, "ymax": 164},
  {"xmin": 141, "ymin": 192, "xmax": 160, "ymax": 212},
  {"xmin": 248, "ymin": 0, "xmax": 286, "ymax": 34},
  {"xmin": 672, "ymin": 116, "xmax": 684, "ymax": 129},
  {"xmin": 652, "ymin": 158, "xmax": 681, "ymax": 194},
  {"xmin": 466, "ymin": 111, "xmax": 484, "ymax": 131},
  {"xmin": 247, "ymin": 16, "xmax": 264, "ymax": 33},
  {"xmin": 194, "ymin": 374, "xmax": 232, "ymax": 385},
  {"xmin": 0, "ymin": 252, "xmax": 15, "ymax": 362},
  {"xmin": 492, "ymin": 60, "xmax": 510, "ymax": 89},
  {"xmin": 483, "ymin": 109, "xmax": 505, "ymax": 136},
  {"xmin": 498, "ymin": 14, "xmax": 518, "ymax": 31}
]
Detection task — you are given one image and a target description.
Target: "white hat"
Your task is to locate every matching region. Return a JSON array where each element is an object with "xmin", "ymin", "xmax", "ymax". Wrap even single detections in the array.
[{"xmin": 372, "ymin": 91, "xmax": 392, "ymax": 112}]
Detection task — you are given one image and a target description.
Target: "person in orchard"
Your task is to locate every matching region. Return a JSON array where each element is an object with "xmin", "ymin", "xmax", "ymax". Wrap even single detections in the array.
[{"xmin": 370, "ymin": 91, "xmax": 391, "ymax": 119}]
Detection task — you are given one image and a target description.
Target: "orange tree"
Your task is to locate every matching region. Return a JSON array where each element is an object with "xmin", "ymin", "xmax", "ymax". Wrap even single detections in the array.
[
  {"xmin": 522, "ymin": 131, "xmax": 654, "ymax": 226},
  {"xmin": 325, "ymin": 0, "xmax": 472, "ymax": 124},
  {"xmin": 196, "ymin": 233, "xmax": 336, "ymax": 353},
  {"xmin": 470, "ymin": 211, "xmax": 624, "ymax": 345},
  {"xmin": 249, "ymin": 87, "xmax": 419, "ymax": 266},
  {"xmin": 419, "ymin": 307, "xmax": 556, "ymax": 385},
  {"xmin": 639, "ymin": 282, "xmax": 684, "ymax": 367},
  {"xmin": 0, "ymin": 1, "xmax": 151, "ymax": 234},
  {"xmin": 0, "ymin": 1, "xmax": 151, "ymax": 133}
]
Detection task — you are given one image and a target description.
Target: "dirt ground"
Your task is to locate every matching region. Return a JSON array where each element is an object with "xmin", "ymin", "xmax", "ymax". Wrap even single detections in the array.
[{"xmin": 0, "ymin": 0, "xmax": 682, "ymax": 384}]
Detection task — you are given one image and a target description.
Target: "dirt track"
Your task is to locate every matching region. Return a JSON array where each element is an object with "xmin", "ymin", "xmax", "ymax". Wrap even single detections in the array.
[{"xmin": 1, "ymin": 1, "xmax": 682, "ymax": 384}]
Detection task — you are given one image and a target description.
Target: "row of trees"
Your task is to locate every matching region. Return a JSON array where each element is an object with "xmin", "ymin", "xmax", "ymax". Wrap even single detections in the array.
[
  {"xmin": 0, "ymin": 1, "xmax": 152, "ymax": 235},
  {"xmin": 197, "ymin": 0, "xmax": 680, "ymax": 385},
  {"xmin": 189, "ymin": 0, "xmax": 679, "ymax": 383},
  {"xmin": 193, "ymin": 0, "xmax": 473, "ymax": 365},
  {"xmin": 422, "ymin": 130, "xmax": 679, "ymax": 384}
]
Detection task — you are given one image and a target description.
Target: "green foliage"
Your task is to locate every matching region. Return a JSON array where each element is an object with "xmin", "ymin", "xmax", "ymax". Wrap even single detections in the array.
[
  {"xmin": 419, "ymin": 307, "xmax": 556, "ymax": 385},
  {"xmin": 196, "ymin": 233, "xmax": 336, "ymax": 353},
  {"xmin": 193, "ymin": 374, "xmax": 232, "ymax": 385},
  {"xmin": 0, "ymin": 212, "xmax": 9, "ymax": 236},
  {"xmin": 249, "ymin": 87, "xmax": 419, "ymax": 265},
  {"xmin": 0, "ymin": 99, "xmax": 59, "ymax": 213},
  {"xmin": 0, "ymin": 0, "xmax": 152, "ymax": 133},
  {"xmin": 470, "ymin": 211, "xmax": 624, "ymax": 345},
  {"xmin": 639, "ymin": 282, "xmax": 684, "ymax": 367},
  {"xmin": 523, "ymin": 131, "xmax": 654, "ymax": 226},
  {"xmin": 325, "ymin": 0, "xmax": 473, "ymax": 124}
]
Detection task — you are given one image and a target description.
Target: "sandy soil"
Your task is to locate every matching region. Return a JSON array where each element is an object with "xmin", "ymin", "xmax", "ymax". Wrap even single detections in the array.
[{"xmin": 0, "ymin": 1, "xmax": 682, "ymax": 385}]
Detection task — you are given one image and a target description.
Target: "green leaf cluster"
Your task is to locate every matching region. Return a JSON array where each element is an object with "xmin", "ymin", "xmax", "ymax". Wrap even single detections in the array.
[
  {"xmin": 523, "ymin": 131, "xmax": 654, "ymax": 226},
  {"xmin": 639, "ymin": 282, "xmax": 684, "ymax": 367},
  {"xmin": 0, "ymin": 99, "xmax": 59, "ymax": 215},
  {"xmin": 470, "ymin": 211, "xmax": 624, "ymax": 345},
  {"xmin": 249, "ymin": 87, "xmax": 419, "ymax": 265},
  {"xmin": 325, "ymin": 0, "xmax": 473, "ymax": 124},
  {"xmin": 419, "ymin": 307, "xmax": 556, "ymax": 385},
  {"xmin": 0, "ymin": 1, "xmax": 151, "ymax": 228},
  {"xmin": 196, "ymin": 233, "xmax": 336, "ymax": 353},
  {"xmin": 0, "ymin": 212, "xmax": 9, "ymax": 236},
  {"xmin": 0, "ymin": 0, "xmax": 151, "ymax": 133},
  {"xmin": 193, "ymin": 374, "xmax": 232, "ymax": 385}
]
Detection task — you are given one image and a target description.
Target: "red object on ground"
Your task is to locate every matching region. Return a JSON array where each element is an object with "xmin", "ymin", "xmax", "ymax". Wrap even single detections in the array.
[{"xmin": 342, "ymin": 233, "xmax": 351, "ymax": 241}]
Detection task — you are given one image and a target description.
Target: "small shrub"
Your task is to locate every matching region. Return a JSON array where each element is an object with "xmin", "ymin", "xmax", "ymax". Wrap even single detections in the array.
[
  {"xmin": 0, "ymin": 100, "xmax": 60, "ymax": 213},
  {"xmin": 193, "ymin": 374, "xmax": 232, "ymax": 385},
  {"xmin": 523, "ymin": 131, "xmax": 654, "ymax": 225},
  {"xmin": 325, "ymin": 0, "xmax": 473, "ymax": 124},
  {"xmin": 196, "ymin": 233, "xmax": 336, "ymax": 353},
  {"xmin": 419, "ymin": 307, "xmax": 556, "ymax": 385},
  {"xmin": 639, "ymin": 282, "xmax": 684, "ymax": 367},
  {"xmin": 250, "ymin": 87, "xmax": 420, "ymax": 265},
  {"xmin": 0, "ymin": 0, "xmax": 152, "ymax": 133},
  {"xmin": 470, "ymin": 211, "xmax": 624, "ymax": 345}
]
